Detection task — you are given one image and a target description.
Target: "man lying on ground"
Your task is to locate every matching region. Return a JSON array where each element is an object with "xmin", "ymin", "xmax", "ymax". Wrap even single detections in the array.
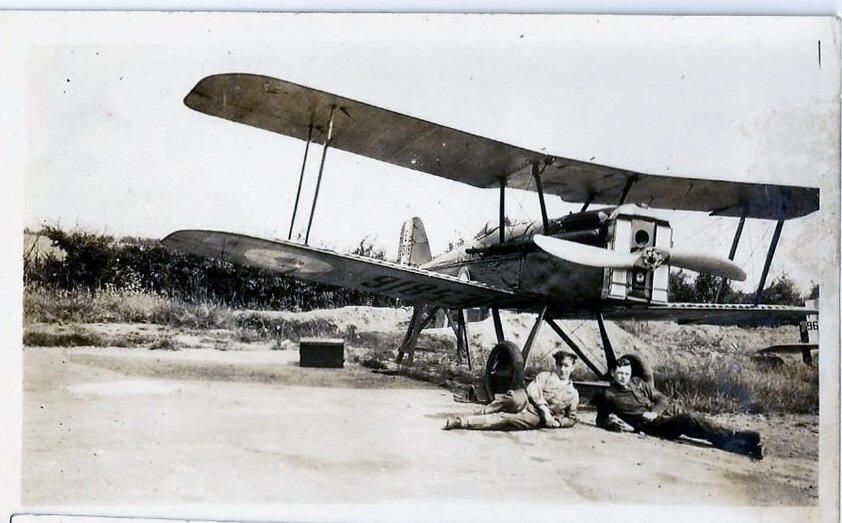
[
  {"xmin": 595, "ymin": 356, "xmax": 763, "ymax": 459},
  {"xmin": 444, "ymin": 349, "xmax": 579, "ymax": 431}
]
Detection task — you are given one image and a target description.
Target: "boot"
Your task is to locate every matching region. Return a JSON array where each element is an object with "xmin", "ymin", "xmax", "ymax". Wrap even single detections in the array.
[
  {"xmin": 738, "ymin": 431, "xmax": 763, "ymax": 460},
  {"xmin": 719, "ymin": 430, "xmax": 763, "ymax": 460},
  {"xmin": 737, "ymin": 430, "xmax": 760, "ymax": 445},
  {"xmin": 746, "ymin": 440, "xmax": 764, "ymax": 460}
]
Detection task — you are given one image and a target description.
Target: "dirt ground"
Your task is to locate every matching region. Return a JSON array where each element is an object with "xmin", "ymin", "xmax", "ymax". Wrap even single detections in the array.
[{"xmin": 23, "ymin": 343, "xmax": 818, "ymax": 507}]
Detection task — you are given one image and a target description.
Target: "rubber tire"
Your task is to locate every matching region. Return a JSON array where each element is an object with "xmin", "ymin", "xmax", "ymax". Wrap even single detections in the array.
[
  {"xmin": 618, "ymin": 353, "xmax": 654, "ymax": 387},
  {"xmin": 484, "ymin": 340, "xmax": 525, "ymax": 400}
]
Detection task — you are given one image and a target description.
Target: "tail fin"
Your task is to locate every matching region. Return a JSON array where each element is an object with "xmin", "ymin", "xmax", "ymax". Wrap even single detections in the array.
[{"xmin": 398, "ymin": 217, "xmax": 431, "ymax": 266}]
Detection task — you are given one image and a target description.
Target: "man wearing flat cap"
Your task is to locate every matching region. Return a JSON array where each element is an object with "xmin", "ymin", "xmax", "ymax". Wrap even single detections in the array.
[{"xmin": 444, "ymin": 349, "xmax": 579, "ymax": 431}]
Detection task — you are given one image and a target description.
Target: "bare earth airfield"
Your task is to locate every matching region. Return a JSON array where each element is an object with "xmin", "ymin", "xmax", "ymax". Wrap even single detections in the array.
[{"xmin": 23, "ymin": 309, "xmax": 818, "ymax": 506}]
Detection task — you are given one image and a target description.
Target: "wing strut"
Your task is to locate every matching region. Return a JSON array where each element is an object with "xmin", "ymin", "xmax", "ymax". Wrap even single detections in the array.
[
  {"xmin": 288, "ymin": 124, "xmax": 313, "ymax": 240},
  {"xmin": 396, "ymin": 304, "xmax": 440, "ymax": 365},
  {"xmin": 580, "ymin": 193, "xmax": 595, "ymax": 213},
  {"xmin": 445, "ymin": 309, "xmax": 472, "ymax": 369},
  {"xmin": 521, "ymin": 306, "xmax": 547, "ymax": 364},
  {"xmin": 532, "ymin": 163, "xmax": 550, "ymax": 231},
  {"xmin": 596, "ymin": 313, "xmax": 618, "ymax": 371},
  {"xmin": 715, "ymin": 212, "xmax": 747, "ymax": 302},
  {"xmin": 617, "ymin": 176, "xmax": 638, "ymax": 206},
  {"xmin": 304, "ymin": 106, "xmax": 336, "ymax": 245},
  {"xmin": 498, "ymin": 179, "xmax": 506, "ymax": 244},
  {"xmin": 492, "ymin": 308, "xmax": 505, "ymax": 342},
  {"xmin": 754, "ymin": 219, "xmax": 785, "ymax": 305}
]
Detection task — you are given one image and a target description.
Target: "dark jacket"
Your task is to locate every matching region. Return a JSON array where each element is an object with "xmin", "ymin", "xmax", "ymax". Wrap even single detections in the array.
[{"xmin": 595, "ymin": 377, "xmax": 670, "ymax": 430}]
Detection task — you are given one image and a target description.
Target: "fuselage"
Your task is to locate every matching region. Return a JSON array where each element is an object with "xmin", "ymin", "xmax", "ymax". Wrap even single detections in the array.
[{"xmin": 421, "ymin": 204, "xmax": 672, "ymax": 312}]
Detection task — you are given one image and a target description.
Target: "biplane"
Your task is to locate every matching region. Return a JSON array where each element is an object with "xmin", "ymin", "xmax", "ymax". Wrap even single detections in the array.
[{"xmin": 163, "ymin": 73, "xmax": 820, "ymax": 397}]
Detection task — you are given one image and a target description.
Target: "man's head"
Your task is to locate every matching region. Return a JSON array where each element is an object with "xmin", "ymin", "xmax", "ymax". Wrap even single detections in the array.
[
  {"xmin": 552, "ymin": 350, "xmax": 577, "ymax": 380},
  {"xmin": 612, "ymin": 356, "xmax": 634, "ymax": 387}
]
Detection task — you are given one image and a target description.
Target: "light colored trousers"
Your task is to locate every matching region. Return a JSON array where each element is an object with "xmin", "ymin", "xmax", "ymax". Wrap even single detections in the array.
[{"xmin": 461, "ymin": 389, "xmax": 543, "ymax": 431}]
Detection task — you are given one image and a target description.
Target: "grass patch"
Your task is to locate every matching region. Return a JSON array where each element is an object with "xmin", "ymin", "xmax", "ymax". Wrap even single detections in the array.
[
  {"xmin": 24, "ymin": 287, "xmax": 351, "ymax": 341},
  {"xmin": 149, "ymin": 336, "xmax": 179, "ymax": 351},
  {"xmin": 25, "ymin": 287, "xmax": 238, "ymax": 330},
  {"xmin": 25, "ymin": 287, "xmax": 170, "ymax": 324},
  {"xmin": 235, "ymin": 329, "xmax": 265, "ymax": 343},
  {"xmin": 236, "ymin": 312, "xmax": 339, "ymax": 340},
  {"xmin": 358, "ymin": 356, "xmax": 388, "ymax": 370},
  {"xmin": 656, "ymin": 357, "xmax": 818, "ymax": 414},
  {"xmin": 23, "ymin": 324, "xmax": 169, "ymax": 349},
  {"xmin": 23, "ymin": 327, "xmax": 107, "ymax": 347},
  {"xmin": 150, "ymin": 301, "xmax": 237, "ymax": 330}
]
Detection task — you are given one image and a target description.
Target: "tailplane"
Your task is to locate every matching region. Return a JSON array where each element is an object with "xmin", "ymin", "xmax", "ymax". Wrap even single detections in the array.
[{"xmin": 398, "ymin": 217, "xmax": 431, "ymax": 266}]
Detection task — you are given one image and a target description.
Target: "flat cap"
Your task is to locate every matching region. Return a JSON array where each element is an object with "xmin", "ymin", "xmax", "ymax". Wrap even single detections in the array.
[{"xmin": 552, "ymin": 348, "xmax": 578, "ymax": 363}]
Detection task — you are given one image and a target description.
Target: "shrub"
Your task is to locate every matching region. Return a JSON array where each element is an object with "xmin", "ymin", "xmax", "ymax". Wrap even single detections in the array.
[{"xmin": 669, "ymin": 269, "xmax": 811, "ymax": 306}]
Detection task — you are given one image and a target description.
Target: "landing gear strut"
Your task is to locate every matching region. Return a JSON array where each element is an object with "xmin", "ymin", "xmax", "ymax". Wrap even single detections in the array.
[{"xmin": 396, "ymin": 305, "xmax": 472, "ymax": 367}]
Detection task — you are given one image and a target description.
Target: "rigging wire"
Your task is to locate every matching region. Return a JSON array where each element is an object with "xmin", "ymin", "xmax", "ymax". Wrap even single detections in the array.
[
  {"xmin": 738, "ymin": 219, "xmax": 773, "ymax": 288},
  {"xmin": 566, "ymin": 319, "xmax": 606, "ymax": 367},
  {"xmin": 569, "ymin": 320, "xmax": 587, "ymax": 335},
  {"xmin": 512, "ymin": 174, "xmax": 536, "ymax": 224},
  {"xmin": 683, "ymin": 214, "xmax": 728, "ymax": 247},
  {"xmin": 409, "ymin": 174, "xmax": 478, "ymax": 251}
]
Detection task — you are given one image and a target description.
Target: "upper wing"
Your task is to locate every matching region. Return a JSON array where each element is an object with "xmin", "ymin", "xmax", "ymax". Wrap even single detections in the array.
[
  {"xmin": 185, "ymin": 73, "xmax": 819, "ymax": 220},
  {"xmin": 161, "ymin": 230, "xmax": 515, "ymax": 309},
  {"xmin": 589, "ymin": 302, "xmax": 818, "ymax": 326}
]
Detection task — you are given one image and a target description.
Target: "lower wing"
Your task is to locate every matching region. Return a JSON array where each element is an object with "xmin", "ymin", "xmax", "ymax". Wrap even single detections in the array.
[
  {"xmin": 758, "ymin": 344, "xmax": 819, "ymax": 354},
  {"xmin": 593, "ymin": 302, "xmax": 818, "ymax": 326},
  {"xmin": 162, "ymin": 230, "xmax": 515, "ymax": 309}
]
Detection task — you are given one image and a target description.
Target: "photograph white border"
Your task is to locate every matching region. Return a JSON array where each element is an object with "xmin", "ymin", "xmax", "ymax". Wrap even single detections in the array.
[{"xmin": 2, "ymin": 6, "xmax": 839, "ymax": 523}]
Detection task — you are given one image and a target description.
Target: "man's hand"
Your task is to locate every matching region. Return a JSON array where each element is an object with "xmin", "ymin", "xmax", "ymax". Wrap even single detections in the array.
[
  {"xmin": 641, "ymin": 411, "xmax": 659, "ymax": 422},
  {"xmin": 540, "ymin": 406, "xmax": 560, "ymax": 428},
  {"xmin": 557, "ymin": 416, "xmax": 577, "ymax": 429},
  {"xmin": 607, "ymin": 413, "xmax": 635, "ymax": 432}
]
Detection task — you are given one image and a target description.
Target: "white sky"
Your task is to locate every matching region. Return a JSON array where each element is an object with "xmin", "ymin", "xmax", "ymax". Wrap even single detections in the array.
[{"xmin": 18, "ymin": 13, "xmax": 840, "ymax": 292}]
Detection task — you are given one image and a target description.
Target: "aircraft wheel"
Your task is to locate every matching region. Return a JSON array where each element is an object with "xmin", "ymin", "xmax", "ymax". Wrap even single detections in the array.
[{"xmin": 484, "ymin": 340, "xmax": 525, "ymax": 399}]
